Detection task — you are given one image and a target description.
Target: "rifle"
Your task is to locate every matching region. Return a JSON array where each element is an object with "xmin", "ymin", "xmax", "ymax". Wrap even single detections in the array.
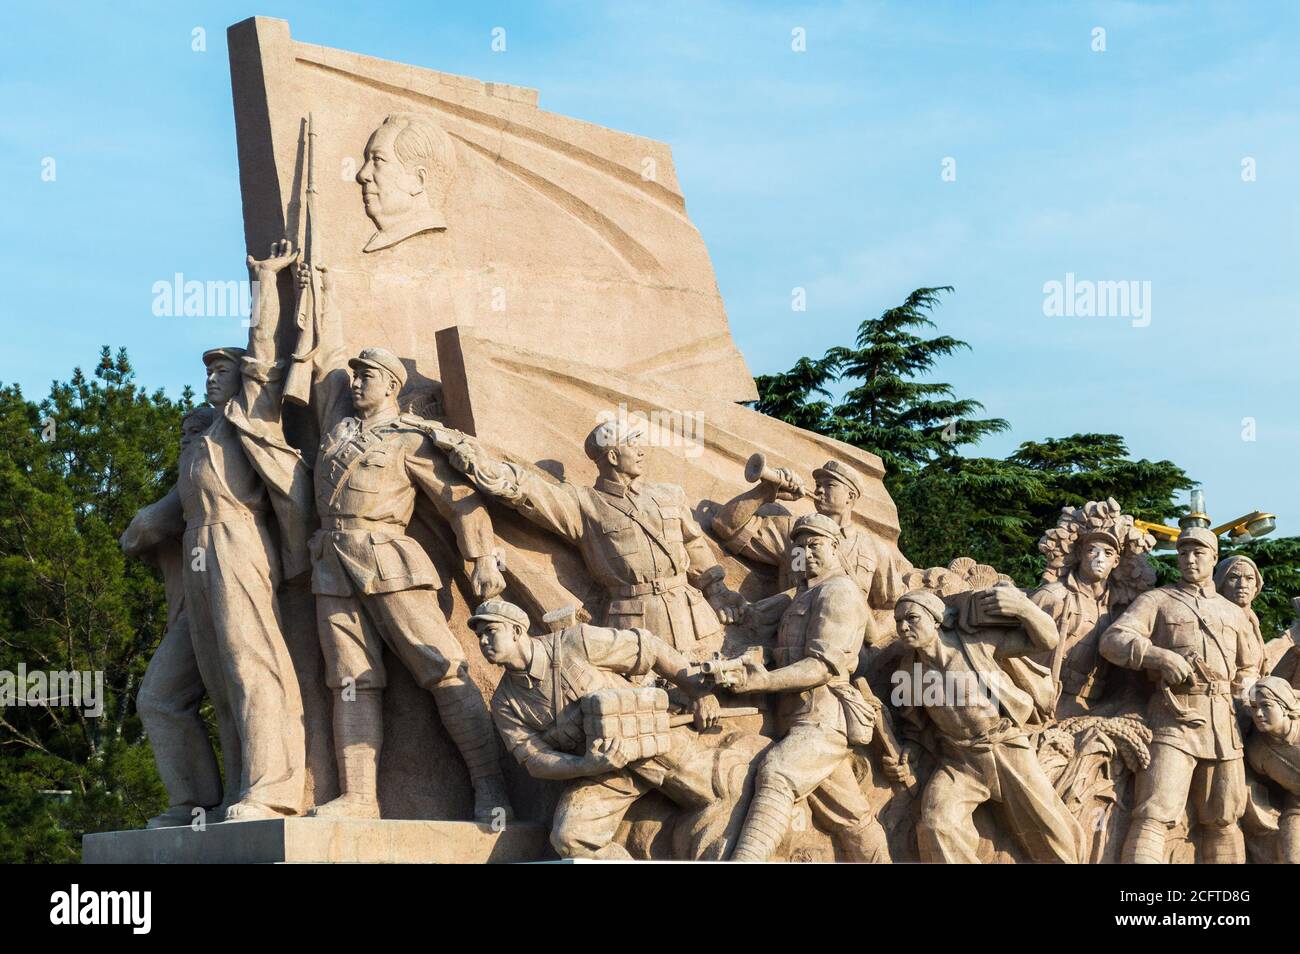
[
  {"xmin": 853, "ymin": 675, "xmax": 917, "ymax": 791},
  {"xmin": 668, "ymin": 707, "xmax": 759, "ymax": 727},
  {"xmin": 284, "ymin": 113, "xmax": 319, "ymax": 407}
]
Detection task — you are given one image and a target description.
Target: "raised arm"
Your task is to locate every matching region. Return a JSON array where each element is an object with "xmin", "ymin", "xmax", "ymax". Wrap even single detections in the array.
[
  {"xmin": 236, "ymin": 241, "xmax": 301, "ymax": 423},
  {"xmin": 980, "ymin": 587, "xmax": 1060, "ymax": 658},
  {"xmin": 710, "ymin": 483, "xmax": 800, "ymax": 570},
  {"xmin": 300, "ymin": 262, "xmax": 353, "ymax": 436},
  {"xmin": 437, "ymin": 432, "xmax": 586, "ymax": 543}
]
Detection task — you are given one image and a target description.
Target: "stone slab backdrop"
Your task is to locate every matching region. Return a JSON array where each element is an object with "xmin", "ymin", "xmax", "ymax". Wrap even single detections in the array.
[{"xmin": 226, "ymin": 16, "xmax": 908, "ymax": 842}]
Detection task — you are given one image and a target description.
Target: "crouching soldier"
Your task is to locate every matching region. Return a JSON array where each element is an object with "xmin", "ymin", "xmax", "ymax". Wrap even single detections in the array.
[
  {"xmin": 726, "ymin": 513, "xmax": 890, "ymax": 862},
  {"xmin": 890, "ymin": 587, "xmax": 1082, "ymax": 863},
  {"xmin": 469, "ymin": 600, "xmax": 752, "ymax": 860}
]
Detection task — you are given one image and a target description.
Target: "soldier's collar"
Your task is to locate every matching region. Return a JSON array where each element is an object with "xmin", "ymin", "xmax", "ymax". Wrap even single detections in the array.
[
  {"xmin": 595, "ymin": 475, "xmax": 641, "ymax": 498},
  {"xmin": 1065, "ymin": 570, "xmax": 1107, "ymax": 599},
  {"xmin": 524, "ymin": 636, "xmax": 550, "ymax": 685},
  {"xmin": 1176, "ymin": 580, "xmax": 1217, "ymax": 599},
  {"xmin": 800, "ymin": 564, "xmax": 846, "ymax": 589},
  {"xmin": 359, "ymin": 411, "xmax": 401, "ymax": 433}
]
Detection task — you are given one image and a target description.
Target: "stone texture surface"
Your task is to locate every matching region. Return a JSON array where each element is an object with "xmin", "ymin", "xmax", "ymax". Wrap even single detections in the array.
[
  {"xmin": 228, "ymin": 15, "xmax": 758, "ymax": 407},
  {"xmin": 83, "ymin": 819, "xmax": 544, "ymax": 864}
]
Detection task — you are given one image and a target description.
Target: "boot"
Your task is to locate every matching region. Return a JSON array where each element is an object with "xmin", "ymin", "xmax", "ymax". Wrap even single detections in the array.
[
  {"xmin": 837, "ymin": 816, "xmax": 891, "ymax": 863},
  {"xmin": 731, "ymin": 776, "xmax": 795, "ymax": 862},
  {"xmin": 433, "ymin": 678, "xmax": 513, "ymax": 824},
  {"xmin": 310, "ymin": 688, "xmax": 382, "ymax": 819},
  {"xmin": 1199, "ymin": 825, "xmax": 1246, "ymax": 864},
  {"xmin": 146, "ymin": 805, "xmax": 206, "ymax": 829},
  {"xmin": 1123, "ymin": 818, "xmax": 1168, "ymax": 864},
  {"xmin": 223, "ymin": 800, "xmax": 287, "ymax": 823}
]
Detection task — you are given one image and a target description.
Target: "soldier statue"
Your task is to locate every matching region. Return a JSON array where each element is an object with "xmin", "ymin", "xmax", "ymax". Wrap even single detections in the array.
[
  {"xmin": 123, "ymin": 407, "xmax": 237, "ymax": 827},
  {"xmin": 438, "ymin": 418, "xmax": 745, "ymax": 654},
  {"xmin": 121, "ymin": 242, "xmax": 315, "ymax": 823},
  {"xmin": 298, "ymin": 262, "xmax": 510, "ymax": 821},
  {"xmin": 726, "ymin": 513, "xmax": 889, "ymax": 862},
  {"xmin": 1100, "ymin": 526, "xmax": 1261, "ymax": 863},
  {"xmin": 711, "ymin": 458, "xmax": 905, "ymax": 613},
  {"xmin": 469, "ymin": 600, "xmax": 753, "ymax": 859}
]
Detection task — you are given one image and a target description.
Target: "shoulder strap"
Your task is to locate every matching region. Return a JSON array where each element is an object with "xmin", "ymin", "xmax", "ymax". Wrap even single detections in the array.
[
  {"xmin": 1164, "ymin": 588, "xmax": 1235, "ymax": 667},
  {"xmin": 598, "ymin": 492, "xmax": 684, "ymax": 572},
  {"xmin": 549, "ymin": 631, "xmax": 564, "ymax": 718}
]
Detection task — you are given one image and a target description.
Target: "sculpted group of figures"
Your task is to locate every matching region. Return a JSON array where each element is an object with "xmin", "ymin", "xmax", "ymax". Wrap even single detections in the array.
[{"xmin": 122, "ymin": 240, "xmax": 1300, "ymax": 862}]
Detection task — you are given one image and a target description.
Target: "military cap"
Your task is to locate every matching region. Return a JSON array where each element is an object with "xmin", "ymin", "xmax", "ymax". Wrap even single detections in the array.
[
  {"xmin": 812, "ymin": 459, "xmax": 865, "ymax": 499},
  {"xmin": 584, "ymin": 417, "xmax": 646, "ymax": 461},
  {"xmin": 468, "ymin": 600, "xmax": 530, "ymax": 632},
  {"xmin": 1176, "ymin": 526, "xmax": 1219, "ymax": 553},
  {"xmin": 348, "ymin": 347, "xmax": 407, "ymax": 389},
  {"xmin": 894, "ymin": 588, "xmax": 948, "ymax": 623},
  {"xmin": 202, "ymin": 346, "xmax": 247, "ymax": 367},
  {"xmin": 792, "ymin": 512, "xmax": 843, "ymax": 542},
  {"xmin": 1078, "ymin": 528, "xmax": 1121, "ymax": 550}
]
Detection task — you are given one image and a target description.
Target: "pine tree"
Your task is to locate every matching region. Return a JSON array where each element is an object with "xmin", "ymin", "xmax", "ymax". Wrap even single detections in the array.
[
  {"xmin": 750, "ymin": 290, "xmax": 1203, "ymax": 587},
  {"xmin": 0, "ymin": 348, "xmax": 190, "ymax": 861},
  {"xmin": 825, "ymin": 286, "xmax": 1010, "ymax": 475}
]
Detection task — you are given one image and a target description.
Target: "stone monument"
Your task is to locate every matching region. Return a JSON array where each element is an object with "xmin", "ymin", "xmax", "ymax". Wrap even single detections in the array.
[{"xmin": 87, "ymin": 16, "xmax": 1292, "ymax": 865}]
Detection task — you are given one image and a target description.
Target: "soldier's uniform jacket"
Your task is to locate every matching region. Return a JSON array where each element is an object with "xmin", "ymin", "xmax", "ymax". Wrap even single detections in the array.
[
  {"xmin": 713, "ymin": 502, "xmax": 905, "ymax": 612},
  {"xmin": 1100, "ymin": 582, "xmax": 1261, "ymax": 761},
  {"xmin": 770, "ymin": 568, "xmax": 874, "ymax": 742},
  {"xmin": 491, "ymin": 625, "xmax": 670, "ymax": 769},
  {"xmin": 474, "ymin": 462, "xmax": 722, "ymax": 649},
  {"xmin": 311, "ymin": 413, "xmax": 493, "ymax": 597},
  {"xmin": 136, "ymin": 359, "xmax": 315, "ymax": 582},
  {"xmin": 1030, "ymin": 571, "xmax": 1127, "ymax": 702}
]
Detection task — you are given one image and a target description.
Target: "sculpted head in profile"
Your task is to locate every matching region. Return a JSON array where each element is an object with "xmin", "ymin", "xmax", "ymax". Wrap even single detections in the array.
[{"xmin": 356, "ymin": 113, "xmax": 455, "ymax": 253}]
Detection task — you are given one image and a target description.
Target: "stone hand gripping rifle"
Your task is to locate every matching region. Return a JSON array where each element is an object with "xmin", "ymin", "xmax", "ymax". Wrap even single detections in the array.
[{"xmin": 284, "ymin": 113, "xmax": 321, "ymax": 407}]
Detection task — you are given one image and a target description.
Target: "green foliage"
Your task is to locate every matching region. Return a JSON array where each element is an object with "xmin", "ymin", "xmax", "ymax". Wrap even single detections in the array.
[
  {"xmin": 753, "ymin": 287, "xmax": 1011, "ymax": 475},
  {"xmin": 0, "ymin": 347, "xmax": 190, "ymax": 862},
  {"xmin": 750, "ymin": 289, "xmax": 1258, "ymax": 599}
]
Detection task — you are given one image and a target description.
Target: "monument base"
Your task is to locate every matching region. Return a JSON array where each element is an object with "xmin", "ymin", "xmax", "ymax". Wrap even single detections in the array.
[{"xmin": 82, "ymin": 818, "xmax": 547, "ymax": 864}]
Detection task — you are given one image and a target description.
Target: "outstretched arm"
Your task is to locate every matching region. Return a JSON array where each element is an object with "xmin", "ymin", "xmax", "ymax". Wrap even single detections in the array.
[
  {"xmin": 734, "ymin": 655, "xmax": 833, "ymax": 695},
  {"xmin": 437, "ymin": 432, "xmax": 585, "ymax": 543}
]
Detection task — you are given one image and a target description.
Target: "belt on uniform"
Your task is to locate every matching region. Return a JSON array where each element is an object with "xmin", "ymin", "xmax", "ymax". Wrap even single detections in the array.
[
  {"xmin": 185, "ymin": 506, "xmax": 266, "ymax": 530},
  {"xmin": 611, "ymin": 574, "xmax": 688, "ymax": 598},
  {"xmin": 320, "ymin": 515, "xmax": 402, "ymax": 532},
  {"xmin": 1172, "ymin": 679, "xmax": 1232, "ymax": 696}
]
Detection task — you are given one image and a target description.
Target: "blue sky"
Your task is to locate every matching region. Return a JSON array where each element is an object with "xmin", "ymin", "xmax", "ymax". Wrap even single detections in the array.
[{"xmin": 2, "ymin": 1, "xmax": 1298, "ymax": 535}]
